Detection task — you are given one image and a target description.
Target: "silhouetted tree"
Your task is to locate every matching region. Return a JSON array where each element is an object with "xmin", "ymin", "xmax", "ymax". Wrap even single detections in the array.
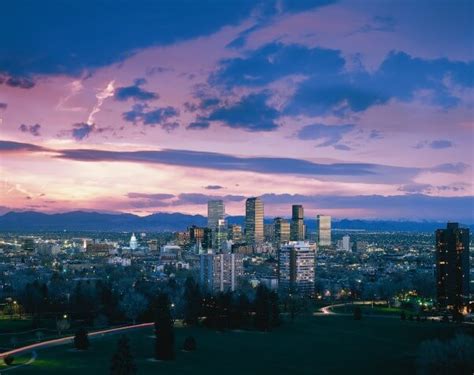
[
  {"xmin": 183, "ymin": 336, "xmax": 197, "ymax": 351},
  {"xmin": 269, "ymin": 291, "xmax": 281, "ymax": 327},
  {"xmin": 119, "ymin": 290, "xmax": 148, "ymax": 324},
  {"xmin": 4, "ymin": 356, "xmax": 14, "ymax": 366},
  {"xmin": 254, "ymin": 285, "xmax": 271, "ymax": 331},
  {"xmin": 353, "ymin": 306, "xmax": 362, "ymax": 320},
  {"xmin": 229, "ymin": 293, "xmax": 249, "ymax": 329},
  {"xmin": 452, "ymin": 310, "xmax": 464, "ymax": 324},
  {"xmin": 74, "ymin": 327, "xmax": 90, "ymax": 350},
  {"xmin": 215, "ymin": 292, "xmax": 232, "ymax": 331},
  {"xmin": 183, "ymin": 277, "xmax": 201, "ymax": 326},
  {"xmin": 110, "ymin": 335, "xmax": 136, "ymax": 375},
  {"xmin": 154, "ymin": 294, "xmax": 175, "ymax": 360}
]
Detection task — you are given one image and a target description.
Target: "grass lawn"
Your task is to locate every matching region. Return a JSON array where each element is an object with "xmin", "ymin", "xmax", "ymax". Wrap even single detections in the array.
[
  {"xmin": 6, "ymin": 315, "xmax": 468, "ymax": 375},
  {"xmin": 0, "ymin": 318, "xmax": 67, "ymax": 351},
  {"xmin": 330, "ymin": 304, "xmax": 412, "ymax": 316},
  {"xmin": 0, "ymin": 319, "xmax": 34, "ymax": 332}
]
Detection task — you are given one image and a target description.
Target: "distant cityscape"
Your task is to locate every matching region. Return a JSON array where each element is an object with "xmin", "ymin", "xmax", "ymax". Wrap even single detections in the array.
[
  {"xmin": 1, "ymin": 197, "xmax": 471, "ymax": 316},
  {"xmin": 1, "ymin": 0, "xmax": 472, "ymax": 373}
]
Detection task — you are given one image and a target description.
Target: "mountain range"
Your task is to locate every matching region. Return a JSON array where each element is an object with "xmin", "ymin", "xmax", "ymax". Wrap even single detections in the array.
[{"xmin": 0, "ymin": 211, "xmax": 470, "ymax": 233}]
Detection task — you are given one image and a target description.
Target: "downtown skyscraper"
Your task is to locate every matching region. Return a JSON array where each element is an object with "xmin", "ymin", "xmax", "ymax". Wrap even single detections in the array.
[
  {"xmin": 245, "ymin": 197, "xmax": 264, "ymax": 246},
  {"xmin": 207, "ymin": 200, "xmax": 226, "ymax": 249},
  {"xmin": 316, "ymin": 215, "xmax": 331, "ymax": 247},
  {"xmin": 274, "ymin": 217, "xmax": 290, "ymax": 249},
  {"xmin": 435, "ymin": 222, "xmax": 470, "ymax": 314},
  {"xmin": 290, "ymin": 204, "xmax": 305, "ymax": 241}
]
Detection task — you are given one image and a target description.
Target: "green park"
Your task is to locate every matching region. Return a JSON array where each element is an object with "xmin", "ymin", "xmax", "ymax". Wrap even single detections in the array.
[{"xmin": 1, "ymin": 313, "xmax": 469, "ymax": 375}]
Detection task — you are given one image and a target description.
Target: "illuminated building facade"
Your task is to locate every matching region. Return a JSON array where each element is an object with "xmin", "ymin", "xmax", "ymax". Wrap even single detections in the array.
[
  {"xmin": 278, "ymin": 241, "xmax": 315, "ymax": 295},
  {"xmin": 316, "ymin": 215, "xmax": 331, "ymax": 247},
  {"xmin": 274, "ymin": 217, "xmax": 290, "ymax": 249},
  {"xmin": 245, "ymin": 197, "xmax": 264, "ymax": 246},
  {"xmin": 290, "ymin": 205, "xmax": 305, "ymax": 241},
  {"xmin": 199, "ymin": 252, "xmax": 244, "ymax": 293},
  {"xmin": 436, "ymin": 222, "xmax": 470, "ymax": 313}
]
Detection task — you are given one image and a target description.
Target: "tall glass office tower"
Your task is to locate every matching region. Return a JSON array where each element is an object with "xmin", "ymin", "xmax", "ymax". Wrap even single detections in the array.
[
  {"xmin": 245, "ymin": 197, "xmax": 264, "ymax": 246},
  {"xmin": 316, "ymin": 215, "xmax": 331, "ymax": 246}
]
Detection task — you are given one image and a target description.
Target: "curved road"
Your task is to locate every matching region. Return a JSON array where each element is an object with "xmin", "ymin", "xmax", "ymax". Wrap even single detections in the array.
[
  {"xmin": 318, "ymin": 301, "xmax": 374, "ymax": 315},
  {"xmin": 0, "ymin": 322, "xmax": 154, "ymax": 361}
]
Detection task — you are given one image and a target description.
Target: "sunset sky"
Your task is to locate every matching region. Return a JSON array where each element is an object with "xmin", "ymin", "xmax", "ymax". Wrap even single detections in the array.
[{"xmin": 0, "ymin": 0, "xmax": 473, "ymax": 221}]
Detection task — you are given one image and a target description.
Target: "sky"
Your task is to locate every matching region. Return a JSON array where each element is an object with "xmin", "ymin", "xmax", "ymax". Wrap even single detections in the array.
[{"xmin": 0, "ymin": 0, "xmax": 473, "ymax": 221}]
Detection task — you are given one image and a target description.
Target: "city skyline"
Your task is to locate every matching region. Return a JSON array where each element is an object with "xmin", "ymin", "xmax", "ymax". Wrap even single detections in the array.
[
  {"xmin": 1, "ymin": 0, "xmax": 473, "ymax": 222},
  {"xmin": 0, "ymin": 2, "xmax": 472, "ymax": 374}
]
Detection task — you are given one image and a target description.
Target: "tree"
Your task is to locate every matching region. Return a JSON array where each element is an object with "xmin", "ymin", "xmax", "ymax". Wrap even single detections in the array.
[
  {"xmin": 110, "ymin": 335, "xmax": 136, "ymax": 375},
  {"xmin": 353, "ymin": 306, "xmax": 362, "ymax": 320},
  {"xmin": 93, "ymin": 313, "xmax": 109, "ymax": 328},
  {"xmin": 229, "ymin": 293, "xmax": 250, "ymax": 329},
  {"xmin": 183, "ymin": 336, "xmax": 197, "ymax": 351},
  {"xmin": 74, "ymin": 327, "xmax": 90, "ymax": 350},
  {"xmin": 215, "ymin": 292, "xmax": 232, "ymax": 331},
  {"xmin": 183, "ymin": 277, "xmax": 201, "ymax": 326},
  {"xmin": 36, "ymin": 331, "xmax": 44, "ymax": 342},
  {"xmin": 269, "ymin": 291, "xmax": 281, "ymax": 328},
  {"xmin": 119, "ymin": 291, "xmax": 148, "ymax": 324},
  {"xmin": 154, "ymin": 294, "xmax": 175, "ymax": 361},
  {"xmin": 4, "ymin": 356, "xmax": 14, "ymax": 366},
  {"xmin": 254, "ymin": 285, "xmax": 271, "ymax": 331},
  {"xmin": 56, "ymin": 317, "xmax": 70, "ymax": 335},
  {"xmin": 10, "ymin": 336, "xmax": 17, "ymax": 348}
]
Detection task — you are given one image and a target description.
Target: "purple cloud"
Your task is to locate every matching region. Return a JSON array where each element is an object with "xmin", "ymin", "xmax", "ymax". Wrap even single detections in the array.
[
  {"xmin": 19, "ymin": 123, "xmax": 41, "ymax": 136},
  {"xmin": 114, "ymin": 78, "xmax": 159, "ymax": 101},
  {"xmin": 71, "ymin": 123, "xmax": 94, "ymax": 141},
  {"xmin": 122, "ymin": 103, "xmax": 179, "ymax": 128},
  {"xmin": 204, "ymin": 185, "xmax": 223, "ymax": 190},
  {"xmin": 297, "ymin": 123, "xmax": 355, "ymax": 147},
  {"xmin": 207, "ymin": 91, "xmax": 279, "ymax": 132},
  {"xmin": 430, "ymin": 140, "xmax": 453, "ymax": 149},
  {"xmin": 1, "ymin": 76, "xmax": 35, "ymax": 89},
  {"xmin": 187, "ymin": 121, "xmax": 210, "ymax": 130}
]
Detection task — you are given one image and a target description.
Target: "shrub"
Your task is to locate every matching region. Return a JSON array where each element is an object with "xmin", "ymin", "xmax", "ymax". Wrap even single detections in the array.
[
  {"xmin": 74, "ymin": 327, "xmax": 90, "ymax": 350},
  {"xmin": 4, "ymin": 356, "xmax": 14, "ymax": 366},
  {"xmin": 353, "ymin": 306, "xmax": 362, "ymax": 320},
  {"xmin": 183, "ymin": 336, "xmax": 197, "ymax": 351}
]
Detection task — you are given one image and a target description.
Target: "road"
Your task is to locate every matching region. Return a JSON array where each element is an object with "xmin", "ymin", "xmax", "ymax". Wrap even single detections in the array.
[
  {"xmin": 318, "ymin": 301, "xmax": 374, "ymax": 315},
  {"xmin": 0, "ymin": 322, "xmax": 154, "ymax": 360}
]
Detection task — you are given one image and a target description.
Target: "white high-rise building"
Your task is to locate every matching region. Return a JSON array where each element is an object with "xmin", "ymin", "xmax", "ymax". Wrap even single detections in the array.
[
  {"xmin": 278, "ymin": 241, "xmax": 315, "ymax": 295},
  {"xmin": 199, "ymin": 252, "xmax": 244, "ymax": 293},
  {"xmin": 129, "ymin": 233, "xmax": 138, "ymax": 250},
  {"xmin": 342, "ymin": 235, "xmax": 351, "ymax": 252},
  {"xmin": 316, "ymin": 215, "xmax": 331, "ymax": 247}
]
